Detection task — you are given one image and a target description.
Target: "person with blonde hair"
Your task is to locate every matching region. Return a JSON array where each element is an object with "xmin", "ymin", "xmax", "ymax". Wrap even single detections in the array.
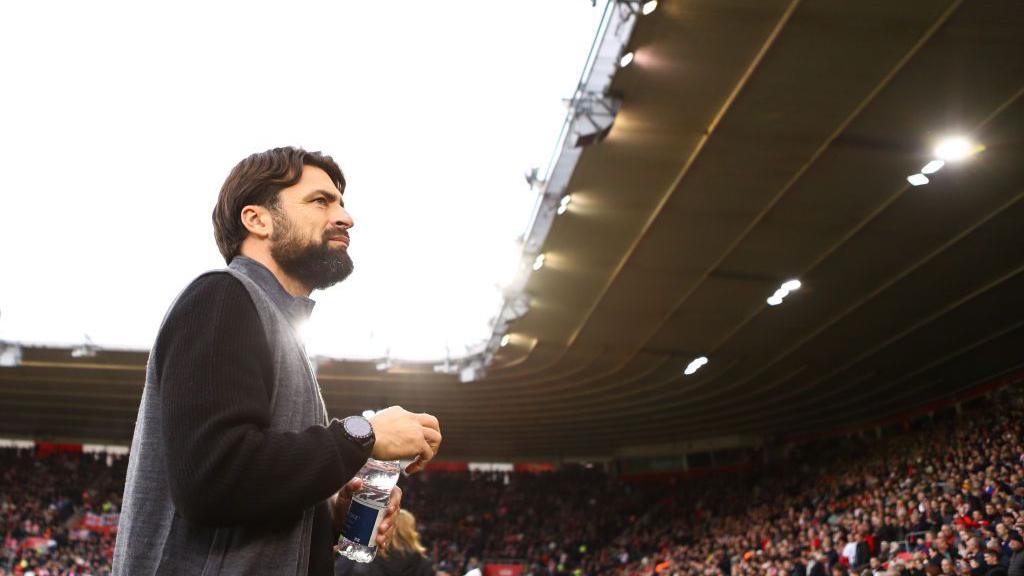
[{"xmin": 337, "ymin": 509, "xmax": 435, "ymax": 576}]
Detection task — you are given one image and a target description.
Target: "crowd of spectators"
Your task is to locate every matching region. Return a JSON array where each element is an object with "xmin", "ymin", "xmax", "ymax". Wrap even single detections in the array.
[
  {"xmin": 602, "ymin": 392, "xmax": 1024, "ymax": 576},
  {"xmin": 400, "ymin": 467, "xmax": 659, "ymax": 576},
  {"xmin": 0, "ymin": 449, "xmax": 125, "ymax": 576},
  {"xmin": 1, "ymin": 388, "xmax": 1022, "ymax": 576}
]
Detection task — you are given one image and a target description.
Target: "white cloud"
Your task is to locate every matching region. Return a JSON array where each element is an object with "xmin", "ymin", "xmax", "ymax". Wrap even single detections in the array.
[{"xmin": 0, "ymin": 1, "xmax": 604, "ymax": 361}]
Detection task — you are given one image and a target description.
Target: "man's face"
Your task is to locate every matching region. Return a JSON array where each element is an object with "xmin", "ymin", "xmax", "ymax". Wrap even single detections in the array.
[{"xmin": 269, "ymin": 165, "xmax": 355, "ymax": 291}]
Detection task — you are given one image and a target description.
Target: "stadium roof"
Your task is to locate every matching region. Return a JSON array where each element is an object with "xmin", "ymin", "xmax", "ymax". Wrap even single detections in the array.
[{"xmin": 2, "ymin": 0, "xmax": 1023, "ymax": 460}]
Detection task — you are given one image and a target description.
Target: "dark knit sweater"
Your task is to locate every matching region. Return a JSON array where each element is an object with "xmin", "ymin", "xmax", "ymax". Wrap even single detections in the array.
[{"xmin": 155, "ymin": 270, "xmax": 370, "ymax": 575}]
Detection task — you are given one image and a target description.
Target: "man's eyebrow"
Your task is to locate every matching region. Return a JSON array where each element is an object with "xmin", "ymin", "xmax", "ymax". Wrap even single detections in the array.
[{"xmin": 307, "ymin": 189, "xmax": 344, "ymax": 203}]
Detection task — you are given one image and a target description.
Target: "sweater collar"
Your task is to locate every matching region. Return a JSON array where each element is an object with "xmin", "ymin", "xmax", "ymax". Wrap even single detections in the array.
[{"xmin": 228, "ymin": 256, "xmax": 316, "ymax": 324}]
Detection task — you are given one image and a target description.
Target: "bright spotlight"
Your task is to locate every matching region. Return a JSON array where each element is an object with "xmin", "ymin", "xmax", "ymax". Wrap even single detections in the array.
[
  {"xmin": 532, "ymin": 253, "xmax": 546, "ymax": 271},
  {"xmin": 780, "ymin": 279, "xmax": 802, "ymax": 292},
  {"xmin": 907, "ymin": 173, "xmax": 929, "ymax": 186},
  {"xmin": 684, "ymin": 356, "xmax": 708, "ymax": 376},
  {"xmin": 921, "ymin": 160, "xmax": 945, "ymax": 175},
  {"xmin": 557, "ymin": 194, "xmax": 572, "ymax": 215},
  {"xmin": 934, "ymin": 137, "xmax": 976, "ymax": 162},
  {"xmin": 361, "ymin": 410, "xmax": 376, "ymax": 419},
  {"xmin": 642, "ymin": 0, "xmax": 658, "ymax": 15},
  {"xmin": 619, "ymin": 52, "xmax": 634, "ymax": 68},
  {"xmin": 766, "ymin": 279, "xmax": 802, "ymax": 307},
  {"xmin": 500, "ymin": 334, "xmax": 511, "ymax": 347}
]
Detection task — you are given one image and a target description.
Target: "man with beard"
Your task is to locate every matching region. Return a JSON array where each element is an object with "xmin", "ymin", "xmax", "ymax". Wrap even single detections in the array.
[{"xmin": 113, "ymin": 147, "xmax": 442, "ymax": 576}]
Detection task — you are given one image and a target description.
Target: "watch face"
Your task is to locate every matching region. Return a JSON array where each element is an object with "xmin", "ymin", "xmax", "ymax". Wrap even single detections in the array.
[{"xmin": 346, "ymin": 416, "xmax": 372, "ymax": 439}]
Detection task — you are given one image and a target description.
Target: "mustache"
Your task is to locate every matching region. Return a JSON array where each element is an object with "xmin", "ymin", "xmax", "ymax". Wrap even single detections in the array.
[{"xmin": 324, "ymin": 229, "xmax": 350, "ymax": 242}]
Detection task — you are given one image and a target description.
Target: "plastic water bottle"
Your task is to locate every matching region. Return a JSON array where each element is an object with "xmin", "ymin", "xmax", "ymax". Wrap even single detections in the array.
[{"xmin": 336, "ymin": 459, "xmax": 401, "ymax": 562}]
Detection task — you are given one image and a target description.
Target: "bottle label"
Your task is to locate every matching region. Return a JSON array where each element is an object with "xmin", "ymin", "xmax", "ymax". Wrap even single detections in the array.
[{"xmin": 341, "ymin": 493, "xmax": 385, "ymax": 547}]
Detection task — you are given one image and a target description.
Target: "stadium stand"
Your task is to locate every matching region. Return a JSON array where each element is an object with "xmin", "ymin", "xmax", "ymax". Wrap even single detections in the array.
[
  {"xmin": 600, "ymin": 393, "xmax": 1024, "ymax": 576},
  {"xmin": 3, "ymin": 387, "xmax": 1023, "ymax": 576},
  {"xmin": 0, "ymin": 449, "xmax": 126, "ymax": 575}
]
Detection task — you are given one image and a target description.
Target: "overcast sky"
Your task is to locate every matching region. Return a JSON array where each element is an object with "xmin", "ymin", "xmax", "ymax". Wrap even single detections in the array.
[{"xmin": 0, "ymin": 1, "xmax": 605, "ymax": 361}]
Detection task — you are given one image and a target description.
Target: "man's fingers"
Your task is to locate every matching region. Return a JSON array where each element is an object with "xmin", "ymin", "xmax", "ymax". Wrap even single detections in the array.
[
  {"xmin": 375, "ymin": 525, "xmax": 392, "ymax": 547},
  {"xmin": 375, "ymin": 493, "xmax": 401, "ymax": 547},
  {"xmin": 416, "ymin": 413, "xmax": 440, "ymax": 432},
  {"xmin": 406, "ymin": 456, "xmax": 430, "ymax": 474},
  {"xmin": 405, "ymin": 429, "xmax": 440, "ymax": 475},
  {"xmin": 338, "ymin": 478, "xmax": 362, "ymax": 501},
  {"xmin": 422, "ymin": 427, "xmax": 442, "ymax": 451},
  {"xmin": 407, "ymin": 438, "xmax": 433, "ymax": 473},
  {"xmin": 381, "ymin": 488, "xmax": 401, "ymax": 518},
  {"xmin": 420, "ymin": 437, "xmax": 435, "ymax": 462},
  {"xmin": 389, "ymin": 486, "xmax": 403, "ymax": 512},
  {"xmin": 416, "ymin": 449, "xmax": 433, "ymax": 468}
]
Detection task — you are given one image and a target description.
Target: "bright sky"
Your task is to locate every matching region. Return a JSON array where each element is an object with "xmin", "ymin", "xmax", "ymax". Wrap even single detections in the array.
[{"xmin": 0, "ymin": 1, "xmax": 605, "ymax": 361}]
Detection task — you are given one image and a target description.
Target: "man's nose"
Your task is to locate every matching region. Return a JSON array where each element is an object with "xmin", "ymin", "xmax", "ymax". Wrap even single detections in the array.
[{"xmin": 332, "ymin": 205, "xmax": 355, "ymax": 230}]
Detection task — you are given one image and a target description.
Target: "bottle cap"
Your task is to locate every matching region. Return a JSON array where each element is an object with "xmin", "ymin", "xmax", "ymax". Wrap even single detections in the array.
[{"xmin": 399, "ymin": 457, "xmax": 420, "ymax": 475}]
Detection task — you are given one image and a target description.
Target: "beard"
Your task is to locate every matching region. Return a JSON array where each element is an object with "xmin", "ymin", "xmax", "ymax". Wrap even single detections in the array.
[{"xmin": 269, "ymin": 210, "xmax": 354, "ymax": 291}]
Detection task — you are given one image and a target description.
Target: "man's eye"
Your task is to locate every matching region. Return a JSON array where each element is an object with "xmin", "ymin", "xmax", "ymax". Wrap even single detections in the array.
[{"xmin": 314, "ymin": 198, "xmax": 329, "ymax": 205}]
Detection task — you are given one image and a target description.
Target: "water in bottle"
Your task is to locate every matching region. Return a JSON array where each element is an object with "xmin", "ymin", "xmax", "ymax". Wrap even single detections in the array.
[{"xmin": 336, "ymin": 459, "xmax": 401, "ymax": 562}]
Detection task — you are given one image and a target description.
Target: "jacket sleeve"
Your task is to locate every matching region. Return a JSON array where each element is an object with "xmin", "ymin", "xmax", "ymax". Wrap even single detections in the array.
[{"xmin": 154, "ymin": 272, "xmax": 371, "ymax": 527}]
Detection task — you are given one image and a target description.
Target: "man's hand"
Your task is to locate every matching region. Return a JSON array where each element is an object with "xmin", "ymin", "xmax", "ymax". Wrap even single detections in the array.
[
  {"xmin": 369, "ymin": 406, "xmax": 442, "ymax": 473},
  {"xmin": 330, "ymin": 478, "xmax": 403, "ymax": 548}
]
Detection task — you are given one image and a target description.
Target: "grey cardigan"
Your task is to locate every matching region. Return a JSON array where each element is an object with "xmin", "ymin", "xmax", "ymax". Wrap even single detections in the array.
[{"xmin": 112, "ymin": 260, "xmax": 328, "ymax": 575}]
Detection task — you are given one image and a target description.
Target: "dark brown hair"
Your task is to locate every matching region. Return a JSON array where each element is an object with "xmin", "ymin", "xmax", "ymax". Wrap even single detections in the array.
[{"xmin": 212, "ymin": 146, "xmax": 346, "ymax": 263}]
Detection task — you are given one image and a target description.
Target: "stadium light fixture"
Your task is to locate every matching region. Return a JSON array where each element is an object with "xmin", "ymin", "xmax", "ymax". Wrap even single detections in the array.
[
  {"xmin": 480, "ymin": 0, "xmax": 638, "ymax": 374},
  {"xmin": 0, "ymin": 342, "xmax": 22, "ymax": 368},
  {"xmin": 684, "ymin": 356, "xmax": 708, "ymax": 376},
  {"xmin": 906, "ymin": 173, "xmax": 929, "ymax": 187},
  {"xmin": 921, "ymin": 160, "xmax": 945, "ymax": 175},
  {"xmin": 557, "ymin": 194, "xmax": 572, "ymax": 215},
  {"xmin": 642, "ymin": 1, "xmax": 658, "ymax": 15},
  {"xmin": 766, "ymin": 279, "xmax": 802, "ymax": 307},
  {"xmin": 619, "ymin": 51, "xmax": 634, "ymax": 68},
  {"xmin": 375, "ymin": 352, "xmax": 392, "ymax": 372},
  {"xmin": 71, "ymin": 335, "xmax": 99, "ymax": 359},
  {"xmin": 532, "ymin": 253, "xmax": 546, "ymax": 271},
  {"xmin": 459, "ymin": 364, "xmax": 480, "ymax": 383}
]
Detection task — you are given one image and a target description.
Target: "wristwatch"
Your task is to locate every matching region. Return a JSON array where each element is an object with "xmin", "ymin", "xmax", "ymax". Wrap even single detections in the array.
[{"xmin": 341, "ymin": 415, "xmax": 375, "ymax": 452}]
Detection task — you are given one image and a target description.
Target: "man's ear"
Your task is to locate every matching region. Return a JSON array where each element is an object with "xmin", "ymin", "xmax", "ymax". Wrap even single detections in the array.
[{"xmin": 240, "ymin": 205, "xmax": 273, "ymax": 239}]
